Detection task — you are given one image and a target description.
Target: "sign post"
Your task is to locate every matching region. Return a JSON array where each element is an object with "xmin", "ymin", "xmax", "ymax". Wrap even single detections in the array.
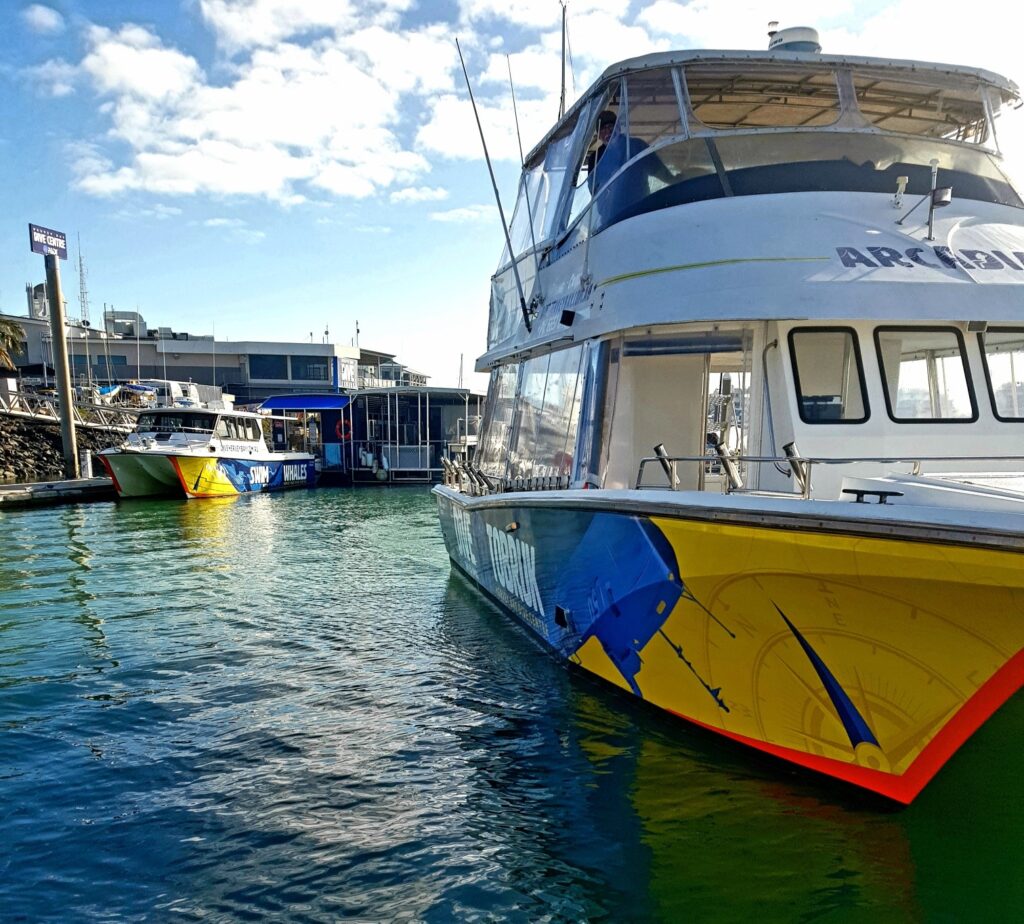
[{"xmin": 30, "ymin": 223, "xmax": 79, "ymax": 479}]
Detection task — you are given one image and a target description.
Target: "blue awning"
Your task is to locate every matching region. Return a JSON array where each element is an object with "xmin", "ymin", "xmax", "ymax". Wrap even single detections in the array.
[{"xmin": 259, "ymin": 394, "xmax": 351, "ymax": 411}]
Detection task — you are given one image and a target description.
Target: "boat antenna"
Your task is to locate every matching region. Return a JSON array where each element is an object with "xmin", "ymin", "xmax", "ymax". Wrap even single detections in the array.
[
  {"xmin": 507, "ymin": 55, "xmax": 543, "ymax": 288},
  {"xmin": 456, "ymin": 37, "xmax": 532, "ymax": 333},
  {"xmin": 559, "ymin": 2, "xmax": 567, "ymax": 119}
]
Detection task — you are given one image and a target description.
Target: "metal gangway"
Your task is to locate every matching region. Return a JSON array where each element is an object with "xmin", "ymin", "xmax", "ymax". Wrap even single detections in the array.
[{"xmin": 0, "ymin": 389, "xmax": 137, "ymax": 432}]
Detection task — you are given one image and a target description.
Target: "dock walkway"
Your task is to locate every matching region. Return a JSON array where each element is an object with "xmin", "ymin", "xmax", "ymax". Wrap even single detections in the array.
[{"xmin": 0, "ymin": 477, "xmax": 116, "ymax": 510}]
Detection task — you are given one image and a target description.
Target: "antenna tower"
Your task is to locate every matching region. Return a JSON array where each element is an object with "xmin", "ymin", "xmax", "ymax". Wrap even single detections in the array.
[{"xmin": 77, "ymin": 233, "xmax": 90, "ymax": 325}]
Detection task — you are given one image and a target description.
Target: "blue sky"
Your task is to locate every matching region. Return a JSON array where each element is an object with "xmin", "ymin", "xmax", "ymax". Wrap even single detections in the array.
[{"xmin": 3, "ymin": 0, "xmax": 1023, "ymax": 389}]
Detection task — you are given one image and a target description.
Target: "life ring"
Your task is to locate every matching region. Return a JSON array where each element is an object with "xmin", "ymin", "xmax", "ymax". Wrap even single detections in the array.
[{"xmin": 335, "ymin": 417, "xmax": 351, "ymax": 441}]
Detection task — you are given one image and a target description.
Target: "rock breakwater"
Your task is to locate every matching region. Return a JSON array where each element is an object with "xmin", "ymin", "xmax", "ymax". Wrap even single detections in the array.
[{"xmin": 0, "ymin": 416, "xmax": 125, "ymax": 484}]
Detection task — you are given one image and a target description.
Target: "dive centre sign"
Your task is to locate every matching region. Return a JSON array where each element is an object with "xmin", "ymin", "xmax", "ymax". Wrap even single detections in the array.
[{"xmin": 28, "ymin": 224, "xmax": 67, "ymax": 260}]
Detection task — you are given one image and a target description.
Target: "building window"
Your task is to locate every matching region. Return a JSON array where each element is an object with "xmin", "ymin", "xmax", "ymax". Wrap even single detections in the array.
[
  {"xmin": 249, "ymin": 354, "xmax": 288, "ymax": 379},
  {"xmin": 290, "ymin": 355, "xmax": 329, "ymax": 381}
]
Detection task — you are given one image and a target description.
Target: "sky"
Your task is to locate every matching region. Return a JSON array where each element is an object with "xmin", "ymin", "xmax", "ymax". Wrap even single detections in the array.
[{"xmin": 3, "ymin": 0, "xmax": 1024, "ymax": 390}]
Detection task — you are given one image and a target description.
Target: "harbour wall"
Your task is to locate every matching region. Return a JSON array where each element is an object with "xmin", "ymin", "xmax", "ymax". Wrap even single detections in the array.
[{"xmin": 0, "ymin": 416, "xmax": 124, "ymax": 484}]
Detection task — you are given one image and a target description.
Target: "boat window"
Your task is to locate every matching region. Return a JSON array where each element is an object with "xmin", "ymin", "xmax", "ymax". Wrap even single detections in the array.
[
  {"xmin": 504, "ymin": 165, "xmax": 546, "ymax": 262},
  {"xmin": 625, "ymin": 68, "xmax": 685, "ymax": 148},
  {"xmin": 588, "ymin": 130, "xmax": 1021, "ymax": 234},
  {"xmin": 508, "ymin": 346, "xmax": 585, "ymax": 481},
  {"xmin": 566, "ymin": 86, "xmax": 619, "ymax": 231},
  {"xmin": 851, "ymin": 69, "xmax": 990, "ymax": 145},
  {"xmin": 789, "ymin": 328, "xmax": 868, "ymax": 423},
  {"xmin": 875, "ymin": 327, "xmax": 977, "ymax": 422},
  {"xmin": 249, "ymin": 419, "xmax": 263, "ymax": 440},
  {"xmin": 138, "ymin": 413, "xmax": 216, "ymax": 433},
  {"xmin": 216, "ymin": 418, "xmax": 230, "ymax": 437},
  {"xmin": 568, "ymin": 73, "xmax": 686, "ymax": 234},
  {"xmin": 475, "ymin": 364, "xmax": 520, "ymax": 478},
  {"xmin": 978, "ymin": 327, "xmax": 1024, "ymax": 420},
  {"xmin": 498, "ymin": 108, "xmax": 586, "ymax": 269},
  {"xmin": 684, "ymin": 63, "xmax": 842, "ymax": 130}
]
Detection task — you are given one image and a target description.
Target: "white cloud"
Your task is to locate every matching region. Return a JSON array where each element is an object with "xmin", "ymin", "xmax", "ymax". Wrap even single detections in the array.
[
  {"xmin": 113, "ymin": 203, "xmax": 183, "ymax": 221},
  {"xmin": 69, "ymin": 14, "xmax": 456, "ymax": 203},
  {"xmin": 82, "ymin": 25, "xmax": 202, "ymax": 101},
  {"xmin": 430, "ymin": 204, "xmax": 494, "ymax": 222},
  {"xmin": 25, "ymin": 59, "xmax": 78, "ymax": 97},
  {"xmin": 353, "ymin": 224, "xmax": 392, "ymax": 234},
  {"xmin": 198, "ymin": 0, "xmax": 414, "ymax": 51},
  {"xmin": 458, "ymin": 1, "xmax": 629, "ymax": 30},
  {"xmin": 390, "ymin": 186, "xmax": 449, "ymax": 203},
  {"xmin": 22, "ymin": 4, "xmax": 65, "ymax": 35},
  {"xmin": 203, "ymin": 217, "xmax": 265, "ymax": 243}
]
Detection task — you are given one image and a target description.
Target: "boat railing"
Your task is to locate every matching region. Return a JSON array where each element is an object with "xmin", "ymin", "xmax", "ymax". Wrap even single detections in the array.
[{"xmin": 635, "ymin": 451, "xmax": 1024, "ymax": 499}]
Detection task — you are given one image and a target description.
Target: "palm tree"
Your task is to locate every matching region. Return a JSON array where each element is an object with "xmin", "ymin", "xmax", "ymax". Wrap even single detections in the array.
[{"xmin": 0, "ymin": 316, "xmax": 25, "ymax": 371}]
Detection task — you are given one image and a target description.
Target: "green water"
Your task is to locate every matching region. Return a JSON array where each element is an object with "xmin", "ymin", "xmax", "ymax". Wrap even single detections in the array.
[{"xmin": 0, "ymin": 487, "xmax": 1020, "ymax": 921}]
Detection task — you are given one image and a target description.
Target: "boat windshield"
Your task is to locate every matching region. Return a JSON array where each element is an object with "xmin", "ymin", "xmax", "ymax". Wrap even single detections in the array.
[
  {"xmin": 136, "ymin": 412, "xmax": 217, "ymax": 434},
  {"xmin": 589, "ymin": 130, "xmax": 1020, "ymax": 234},
  {"xmin": 557, "ymin": 61, "xmax": 1019, "ymax": 237}
]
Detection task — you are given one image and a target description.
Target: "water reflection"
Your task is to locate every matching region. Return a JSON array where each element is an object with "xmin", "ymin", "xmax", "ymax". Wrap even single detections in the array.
[{"xmin": 0, "ymin": 490, "xmax": 1018, "ymax": 921}]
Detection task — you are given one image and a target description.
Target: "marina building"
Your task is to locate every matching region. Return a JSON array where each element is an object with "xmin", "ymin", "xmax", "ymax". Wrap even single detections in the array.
[{"xmin": 0, "ymin": 305, "xmax": 431, "ymax": 403}]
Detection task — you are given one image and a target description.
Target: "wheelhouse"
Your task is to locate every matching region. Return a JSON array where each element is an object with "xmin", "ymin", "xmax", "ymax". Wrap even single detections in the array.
[{"xmin": 134, "ymin": 410, "xmax": 264, "ymax": 443}]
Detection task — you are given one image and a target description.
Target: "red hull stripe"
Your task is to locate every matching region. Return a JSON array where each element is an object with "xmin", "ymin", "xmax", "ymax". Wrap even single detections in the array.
[
  {"xmin": 97, "ymin": 455, "xmax": 123, "ymax": 495},
  {"xmin": 168, "ymin": 457, "xmax": 194, "ymax": 496},
  {"xmin": 667, "ymin": 648, "xmax": 1024, "ymax": 804}
]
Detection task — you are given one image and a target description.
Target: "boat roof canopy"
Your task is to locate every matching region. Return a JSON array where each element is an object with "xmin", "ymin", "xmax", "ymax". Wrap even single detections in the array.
[{"xmin": 526, "ymin": 49, "xmax": 1019, "ymax": 166}]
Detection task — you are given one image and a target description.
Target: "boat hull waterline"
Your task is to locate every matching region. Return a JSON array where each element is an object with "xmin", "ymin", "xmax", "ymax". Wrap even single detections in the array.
[
  {"xmin": 435, "ymin": 487, "xmax": 1023, "ymax": 804},
  {"xmin": 99, "ymin": 451, "xmax": 317, "ymax": 499}
]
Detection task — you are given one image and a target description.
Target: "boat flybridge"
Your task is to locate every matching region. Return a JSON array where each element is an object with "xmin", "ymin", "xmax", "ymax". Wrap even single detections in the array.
[
  {"xmin": 434, "ymin": 28, "xmax": 1024, "ymax": 804},
  {"xmin": 99, "ymin": 407, "xmax": 316, "ymax": 499}
]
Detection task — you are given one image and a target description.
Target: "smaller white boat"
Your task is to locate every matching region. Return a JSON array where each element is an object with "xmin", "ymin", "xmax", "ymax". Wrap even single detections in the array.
[{"xmin": 98, "ymin": 408, "xmax": 315, "ymax": 499}]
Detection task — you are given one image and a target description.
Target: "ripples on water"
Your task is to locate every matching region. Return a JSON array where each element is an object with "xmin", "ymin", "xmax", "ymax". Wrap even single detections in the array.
[{"xmin": 0, "ymin": 488, "xmax": 1020, "ymax": 921}]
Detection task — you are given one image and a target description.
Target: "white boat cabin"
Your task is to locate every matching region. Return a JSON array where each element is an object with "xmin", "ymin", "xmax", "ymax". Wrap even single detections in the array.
[
  {"xmin": 127, "ymin": 409, "xmax": 268, "ymax": 454},
  {"xmin": 464, "ymin": 47, "xmax": 1024, "ymax": 503}
]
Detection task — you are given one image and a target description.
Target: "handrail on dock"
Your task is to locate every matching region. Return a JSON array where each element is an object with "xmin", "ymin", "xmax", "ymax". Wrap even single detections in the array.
[{"xmin": 0, "ymin": 390, "xmax": 137, "ymax": 432}]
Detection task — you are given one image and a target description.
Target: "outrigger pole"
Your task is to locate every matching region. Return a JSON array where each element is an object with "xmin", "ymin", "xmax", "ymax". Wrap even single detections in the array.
[
  {"xmin": 455, "ymin": 38, "xmax": 532, "ymax": 333},
  {"xmin": 507, "ymin": 55, "xmax": 543, "ymax": 293},
  {"xmin": 559, "ymin": 1, "xmax": 567, "ymax": 120}
]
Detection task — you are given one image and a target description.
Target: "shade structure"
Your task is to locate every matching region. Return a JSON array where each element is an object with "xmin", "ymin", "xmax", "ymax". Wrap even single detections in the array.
[{"xmin": 258, "ymin": 394, "xmax": 351, "ymax": 411}]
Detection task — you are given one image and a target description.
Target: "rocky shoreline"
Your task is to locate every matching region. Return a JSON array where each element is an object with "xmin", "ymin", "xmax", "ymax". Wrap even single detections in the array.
[{"xmin": 0, "ymin": 416, "xmax": 125, "ymax": 484}]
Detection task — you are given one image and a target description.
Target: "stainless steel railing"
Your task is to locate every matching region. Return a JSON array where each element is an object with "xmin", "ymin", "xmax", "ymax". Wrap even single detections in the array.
[{"xmin": 635, "ymin": 450, "xmax": 1024, "ymax": 498}]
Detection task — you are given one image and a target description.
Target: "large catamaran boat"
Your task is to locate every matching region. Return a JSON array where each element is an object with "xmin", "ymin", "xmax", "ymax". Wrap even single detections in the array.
[
  {"xmin": 99, "ymin": 407, "xmax": 316, "ymax": 498},
  {"xmin": 434, "ymin": 28, "xmax": 1024, "ymax": 804}
]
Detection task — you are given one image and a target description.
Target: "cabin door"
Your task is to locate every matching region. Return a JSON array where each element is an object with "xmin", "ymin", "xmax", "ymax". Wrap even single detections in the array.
[{"xmin": 602, "ymin": 347, "xmax": 707, "ymax": 489}]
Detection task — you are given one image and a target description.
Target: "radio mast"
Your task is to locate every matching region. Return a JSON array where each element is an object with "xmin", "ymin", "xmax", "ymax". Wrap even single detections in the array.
[{"xmin": 77, "ymin": 233, "xmax": 90, "ymax": 325}]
